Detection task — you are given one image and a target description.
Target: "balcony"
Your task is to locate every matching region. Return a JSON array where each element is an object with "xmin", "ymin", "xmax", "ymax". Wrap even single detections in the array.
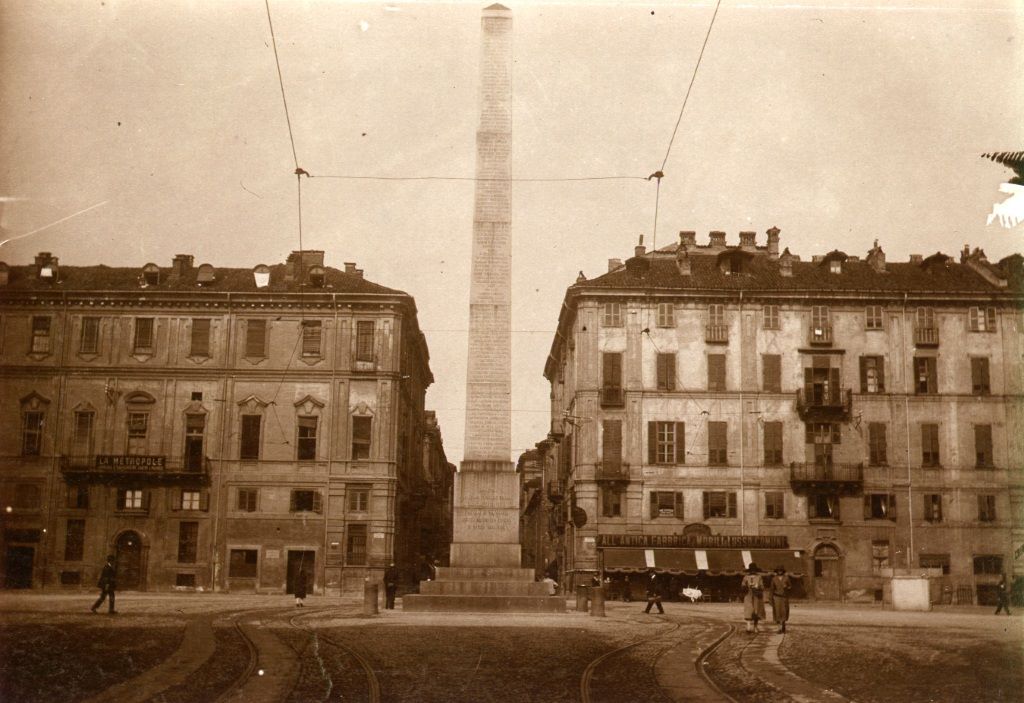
[
  {"xmin": 705, "ymin": 324, "xmax": 729, "ymax": 344},
  {"xmin": 914, "ymin": 326, "xmax": 939, "ymax": 347},
  {"xmin": 808, "ymin": 325, "xmax": 833, "ymax": 346},
  {"xmin": 796, "ymin": 388, "xmax": 852, "ymax": 421},
  {"xmin": 600, "ymin": 386, "xmax": 624, "ymax": 407},
  {"xmin": 547, "ymin": 480, "xmax": 565, "ymax": 503},
  {"xmin": 596, "ymin": 461, "xmax": 629, "ymax": 483},
  {"xmin": 60, "ymin": 455, "xmax": 211, "ymax": 485},
  {"xmin": 789, "ymin": 461, "xmax": 863, "ymax": 495}
]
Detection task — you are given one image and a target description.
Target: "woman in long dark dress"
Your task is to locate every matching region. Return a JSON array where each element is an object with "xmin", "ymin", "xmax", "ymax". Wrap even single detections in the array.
[{"xmin": 741, "ymin": 563, "xmax": 766, "ymax": 633}]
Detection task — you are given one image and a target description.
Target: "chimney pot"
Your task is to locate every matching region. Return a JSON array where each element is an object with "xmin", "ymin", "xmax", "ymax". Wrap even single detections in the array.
[
  {"xmin": 766, "ymin": 226, "xmax": 781, "ymax": 258},
  {"xmin": 344, "ymin": 262, "xmax": 357, "ymax": 274},
  {"xmin": 909, "ymin": 254, "xmax": 923, "ymax": 264},
  {"xmin": 607, "ymin": 258, "xmax": 622, "ymax": 272},
  {"xmin": 171, "ymin": 254, "xmax": 194, "ymax": 277},
  {"xmin": 634, "ymin": 244, "xmax": 646, "ymax": 258},
  {"xmin": 739, "ymin": 231, "xmax": 756, "ymax": 249},
  {"xmin": 708, "ymin": 231, "xmax": 726, "ymax": 248},
  {"xmin": 679, "ymin": 231, "xmax": 697, "ymax": 248}
]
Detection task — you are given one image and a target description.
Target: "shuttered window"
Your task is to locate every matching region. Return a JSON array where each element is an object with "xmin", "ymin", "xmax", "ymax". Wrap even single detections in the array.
[
  {"xmin": 177, "ymin": 522, "xmax": 199, "ymax": 563},
  {"xmin": 301, "ymin": 321, "xmax": 322, "ymax": 357},
  {"xmin": 763, "ymin": 421, "xmax": 783, "ymax": 466},
  {"xmin": 865, "ymin": 305, "xmax": 883, "ymax": 330},
  {"xmin": 603, "ymin": 353, "xmax": 622, "ymax": 389},
  {"xmin": 80, "ymin": 317, "xmax": 100, "ymax": 354},
  {"xmin": 656, "ymin": 303, "xmax": 674, "ymax": 328},
  {"xmin": 133, "ymin": 318, "xmax": 154, "ymax": 353},
  {"xmin": 649, "ymin": 491, "xmax": 684, "ymax": 519},
  {"xmin": 974, "ymin": 425, "xmax": 993, "ymax": 467},
  {"xmin": 968, "ymin": 307, "xmax": 997, "ymax": 332},
  {"xmin": 762, "ymin": 354, "xmax": 781, "ymax": 392},
  {"xmin": 921, "ymin": 423, "xmax": 940, "ymax": 466},
  {"xmin": 971, "ymin": 358, "xmax": 990, "ymax": 395},
  {"xmin": 703, "ymin": 491, "xmax": 737, "ymax": 518},
  {"xmin": 868, "ymin": 423, "xmax": 887, "ymax": 466},
  {"xmin": 913, "ymin": 357, "xmax": 937, "ymax": 394},
  {"xmin": 859, "ymin": 356, "xmax": 885, "ymax": 393},
  {"xmin": 190, "ymin": 319, "xmax": 211, "ymax": 357},
  {"xmin": 240, "ymin": 415, "xmax": 262, "ymax": 460},
  {"xmin": 656, "ymin": 353, "xmax": 676, "ymax": 391},
  {"xmin": 864, "ymin": 494, "xmax": 897, "ymax": 520},
  {"xmin": 647, "ymin": 421, "xmax": 685, "ymax": 465},
  {"xmin": 763, "ymin": 305, "xmax": 780, "ymax": 330},
  {"xmin": 297, "ymin": 416, "xmax": 318, "ymax": 461},
  {"xmin": 764, "ymin": 492, "xmax": 784, "ymax": 519},
  {"xmin": 602, "ymin": 420, "xmax": 623, "ymax": 474},
  {"xmin": 290, "ymin": 490, "xmax": 323, "ymax": 513},
  {"xmin": 356, "ymin": 321, "xmax": 375, "ymax": 361},
  {"xmin": 978, "ymin": 495, "xmax": 996, "ymax": 522},
  {"xmin": 352, "ymin": 416, "xmax": 372, "ymax": 460},
  {"xmin": 245, "ymin": 319, "xmax": 267, "ymax": 357},
  {"xmin": 707, "ymin": 354, "xmax": 726, "ymax": 391},
  {"xmin": 923, "ymin": 494, "xmax": 942, "ymax": 522},
  {"xmin": 708, "ymin": 421, "xmax": 728, "ymax": 465}
]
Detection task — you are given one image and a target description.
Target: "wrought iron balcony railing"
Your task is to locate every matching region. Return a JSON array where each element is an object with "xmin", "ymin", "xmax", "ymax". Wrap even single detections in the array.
[
  {"xmin": 60, "ymin": 455, "xmax": 211, "ymax": 484},
  {"xmin": 789, "ymin": 461, "xmax": 864, "ymax": 495},
  {"xmin": 705, "ymin": 324, "xmax": 729, "ymax": 344},
  {"xmin": 809, "ymin": 325, "xmax": 833, "ymax": 345},
  {"xmin": 914, "ymin": 326, "xmax": 939, "ymax": 346},
  {"xmin": 795, "ymin": 388, "xmax": 852, "ymax": 420},
  {"xmin": 600, "ymin": 386, "xmax": 624, "ymax": 407}
]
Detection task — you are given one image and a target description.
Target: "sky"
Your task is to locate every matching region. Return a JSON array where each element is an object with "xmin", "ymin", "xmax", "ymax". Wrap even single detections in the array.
[{"xmin": 1, "ymin": 0, "xmax": 1022, "ymax": 464}]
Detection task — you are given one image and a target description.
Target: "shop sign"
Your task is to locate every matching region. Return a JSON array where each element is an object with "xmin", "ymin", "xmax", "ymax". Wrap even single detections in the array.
[
  {"xmin": 596, "ymin": 533, "xmax": 789, "ymax": 549},
  {"xmin": 95, "ymin": 455, "xmax": 166, "ymax": 470}
]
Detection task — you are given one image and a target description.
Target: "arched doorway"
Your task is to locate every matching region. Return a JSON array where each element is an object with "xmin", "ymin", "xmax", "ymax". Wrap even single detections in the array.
[
  {"xmin": 115, "ymin": 531, "xmax": 145, "ymax": 590},
  {"xmin": 812, "ymin": 543, "xmax": 842, "ymax": 600}
]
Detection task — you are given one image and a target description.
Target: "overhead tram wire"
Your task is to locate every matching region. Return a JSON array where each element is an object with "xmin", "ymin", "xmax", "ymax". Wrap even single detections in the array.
[
  {"xmin": 648, "ymin": 0, "xmax": 724, "ymax": 250},
  {"xmin": 305, "ymin": 174, "xmax": 649, "ymax": 183}
]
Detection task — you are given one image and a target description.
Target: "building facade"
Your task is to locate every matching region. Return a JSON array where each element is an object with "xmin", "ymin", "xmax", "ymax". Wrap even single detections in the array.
[
  {"xmin": 0, "ymin": 250, "xmax": 454, "ymax": 595},
  {"xmin": 540, "ymin": 230, "xmax": 1023, "ymax": 604}
]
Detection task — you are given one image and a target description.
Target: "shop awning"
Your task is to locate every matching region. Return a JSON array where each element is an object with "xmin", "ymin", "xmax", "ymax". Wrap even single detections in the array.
[
  {"xmin": 602, "ymin": 548, "xmax": 649, "ymax": 572},
  {"xmin": 602, "ymin": 548, "xmax": 805, "ymax": 577},
  {"xmin": 703, "ymin": 549, "xmax": 746, "ymax": 575}
]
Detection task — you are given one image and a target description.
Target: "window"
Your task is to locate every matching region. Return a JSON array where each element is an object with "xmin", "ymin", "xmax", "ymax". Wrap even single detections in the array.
[
  {"xmin": 808, "ymin": 494, "xmax": 840, "ymax": 520},
  {"xmin": 240, "ymin": 414, "xmax": 262, "ymax": 460},
  {"xmin": 971, "ymin": 358, "xmax": 990, "ymax": 395},
  {"xmin": 180, "ymin": 490, "xmax": 201, "ymax": 511},
  {"xmin": 919, "ymin": 554, "xmax": 950, "ymax": 575},
  {"xmin": 290, "ymin": 490, "xmax": 323, "ymax": 513},
  {"xmin": 763, "ymin": 305, "xmax": 780, "ymax": 330},
  {"xmin": 871, "ymin": 541, "xmax": 891, "ymax": 574},
  {"xmin": 347, "ymin": 485, "xmax": 370, "ymax": 512},
  {"xmin": 142, "ymin": 263, "xmax": 160, "ymax": 285},
  {"xmin": 914, "ymin": 357, "xmax": 937, "ymax": 394},
  {"xmin": 868, "ymin": 423, "xmax": 888, "ymax": 466},
  {"xmin": 21, "ymin": 411, "xmax": 43, "ymax": 456},
  {"xmin": 297, "ymin": 416, "xmax": 318, "ymax": 461},
  {"xmin": 346, "ymin": 524, "xmax": 368, "ymax": 565},
  {"xmin": 978, "ymin": 495, "xmax": 996, "ymax": 522},
  {"xmin": 859, "ymin": 356, "xmax": 885, "ymax": 393},
  {"xmin": 708, "ymin": 421, "xmax": 728, "ymax": 465},
  {"xmin": 765, "ymin": 491, "xmax": 784, "ymax": 519},
  {"xmin": 707, "ymin": 354, "xmax": 726, "ymax": 391},
  {"xmin": 708, "ymin": 304, "xmax": 725, "ymax": 327},
  {"xmin": 864, "ymin": 494, "xmax": 896, "ymax": 520},
  {"xmin": 810, "ymin": 306, "xmax": 830, "ymax": 341},
  {"xmin": 190, "ymin": 319, "xmax": 211, "ymax": 357},
  {"xmin": 301, "ymin": 321, "xmax": 322, "ymax": 357},
  {"xmin": 763, "ymin": 421, "xmax": 783, "ymax": 466},
  {"xmin": 973, "ymin": 555, "xmax": 1003, "ymax": 575},
  {"xmin": 71, "ymin": 410, "xmax": 94, "ymax": 457},
  {"xmin": 80, "ymin": 317, "xmax": 100, "ymax": 354},
  {"xmin": 762, "ymin": 354, "xmax": 781, "ymax": 393},
  {"xmin": 67, "ymin": 485, "xmax": 89, "ymax": 509},
  {"xmin": 829, "ymin": 259, "xmax": 842, "ymax": 274},
  {"xmin": 649, "ymin": 491, "xmax": 684, "ymax": 519},
  {"xmin": 602, "ymin": 420, "xmax": 623, "ymax": 474},
  {"xmin": 921, "ymin": 424, "xmax": 940, "ymax": 467},
  {"xmin": 601, "ymin": 486, "xmax": 624, "ymax": 517},
  {"xmin": 237, "ymin": 488, "xmax": 258, "ymax": 512},
  {"xmin": 127, "ymin": 412, "xmax": 149, "ymax": 455},
  {"xmin": 916, "ymin": 307, "xmax": 935, "ymax": 328},
  {"xmin": 602, "ymin": 302, "xmax": 623, "ymax": 327},
  {"xmin": 975, "ymin": 425, "xmax": 994, "ymax": 468},
  {"xmin": 865, "ymin": 305, "xmax": 883, "ymax": 330},
  {"xmin": 601, "ymin": 352, "xmax": 623, "ymax": 406},
  {"xmin": 703, "ymin": 491, "xmax": 737, "ymax": 519},
  {"xmin": 355, "ymin": 321, "xmax": 375, "ymax": 361},
  {"xmin": 117, "ymin": 489, "xmax": 146, "ymax": 511},
  {"xmin": 229, "ymin": 549, "xmax": 258, "ymax": 578},
  {"xmin": 245, "ymin": 319, "xmax": 267, "ymax": 357},
  {"xmin": 184, "ymin": 413, "xmax": 205, "ymax": 471},
  {"xmin": 655, "ymin": 353, "xmax": 676, "ymax": 391},
  {"xmin": 656, "ymin": 303, "xmax": 674, "ymax": 328},
  {"xmin": 923, "ymin": 494, "xmax": 942, "ymax": 522},
  {"xmin": 64, "ymin": 519, "xmax": 85, "ymax": 561},
  {"xmin": 177, "ymin": 522, "xmax": 198, "ymax": 563},
  {"xmin": 133, "ymin": 318, "xmax": 154, "ymax": 354},
  {"xmin": 648, "ymin": 421, "xmax": 684, "ymax": 465},
  {"xmin": 352, "ymin": 416, "xmax": 372, "ymax": 460},
  {"xmin": 806, "ymin": 422, "xmax": 840, "ymax": 468},
  {"xmin": 968, "ymin": 307, "xmax": 997, "ymax": 332},
  {"xmin": 31, "ymin": 316, "xmax": 51, "ymax": 354}
]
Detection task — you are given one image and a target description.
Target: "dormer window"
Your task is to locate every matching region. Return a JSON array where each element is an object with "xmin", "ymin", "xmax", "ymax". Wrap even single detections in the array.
[
  {"xmin": 253, "ymin": 264, "xmax": 270, "ymax": 288},
  {"xmin": 142, "ymin": 263, "xmax": 160, "ymax": 286},
  {"xmin": 40, "ymin": 264, "xmax": 56, "ymax": 280},
  {"xmin": 197, "ymin": 264, "xmax": 215, "ymax": 284},
  {"xmin": 308, "ymin": 265, "xmax": 325, "ymax": 288},
  {"xmin": 829, "ymin": 260, "xmax": 842, "ymax": 274}
]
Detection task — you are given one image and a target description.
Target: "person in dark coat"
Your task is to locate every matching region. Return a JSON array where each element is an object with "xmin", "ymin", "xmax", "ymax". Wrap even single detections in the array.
[
  {"xmin": 769, "ymin": 565, "xmax": 792, "ymax": 633},
  {"xmin": 294, "ymin": 570, "xmax": 308, "ymax": 607},
  {"xmin": 91, "ymin": 555, "xmax": 117, "ymax": 614},
  {"xmin": 644, "ymin": 570, "xmax": 664, "ymax": 614},
  {"xmin": 384, "ymin": 562, "xmax": 400, "ymax": 609},
  {"xmin": 741, "ymin": 563, "xmax": 766, "ymax": 633},
  {"xmin": 994, "ymin": 574, "xmax": 1012, "ymax": 615}
]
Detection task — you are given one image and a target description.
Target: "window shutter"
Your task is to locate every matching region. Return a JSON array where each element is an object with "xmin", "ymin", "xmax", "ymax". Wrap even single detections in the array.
[
  {"xmin": 603, "ymin": 420, "xmax": 622, "ymax": 474},
  {"xmin": 313, "ymin": 491, "xmax": 323, "ymax": 514},
  {"xmin": 728, "ymin": 492, "xmax": 737, "ymax": 517},
  {"xmin": 702, "ymin": 492, "xmax": 710, "ymax": 520},
  {"xmin": 832, "ymin": 424, "xmax": 841, "ymax": 444},
  {"xmin": 803, "ymin": 367, "xmax": 813, "ymax": 396},
  {"xmin": 986, "ymin": 308, "xmax": 996, "ymax": 331},
  {"xmin": 142, "ymin": 491, "xmax": 151, "ymax": 511},
  {"xmin": 674, "ymin": 492, "xmax": 684, "ymax": 519},
  {"xmin": 863, "ymin": 496, "xmax": 872, "ymax": 520},
  {"xmin": 648, "ymin": 422, "xmax": 657, "ymax": 465},
  {"xmin": 200, "ymin": 491, "xmax": 210, "ymax": 512},
  {"xmin": 829, "ymin": 368, "xmax": 840, "ymax": 401},
  {"xmin": 289, "ymin": 491, "xmax": 297, "ymax": 512},
  {"xmin": 169, "ymin": 489, "xmax": 180, "ymax": 511},
  {"xmin": 674, "ymin": 422, "xmax": 686, "ymax": 464},
  {"xmin": 650, "ymin": 492, "xmax": 659, "ymax": 519},
  {"xmin": 969, "ymin": 307, "xmax": 979, "ymax": 330},
  {"xmin": 805, "ymin": 423, "xmax": 814, "ymax": 445},
  {"xmin": 859, "ymin": 357, "xmax": 868, "ymax": 393},
  {"xmin": 927, "ymin": 359, "xmax": 937, "ymax": 393},
  {"xmin": 888, "ymin": 495, "xmax": 897, "ymax": 519},
  {"xmin": 666, "ymin": 354, "xmax": 676, "ymax": 391},
  {"xmin": 877, "ymin": 358, "xmax": 885, "ymax": 391}
]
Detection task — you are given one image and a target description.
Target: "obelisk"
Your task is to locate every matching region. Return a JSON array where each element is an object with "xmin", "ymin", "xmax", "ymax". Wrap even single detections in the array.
[{"xmin": 451, "ymin": 2, "xmax": 519, "ymax": 569}]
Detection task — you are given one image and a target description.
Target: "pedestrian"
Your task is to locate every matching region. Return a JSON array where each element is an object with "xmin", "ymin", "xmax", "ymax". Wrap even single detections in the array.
[
  {"xmin": 994, "ymin": 574, "xmax": 1012, "ymax": 615},
  {"xmin": 741, "ymin": 562, "xmax": 766, "ymax": 633},
  {"xmin": 91, "ymin": 554, "xmax": 117, "ymax": 615},
  {"xmin": 294, "ymin": 569, "xmax": 307, "ymax": 607},
  {"xmin": 770, "ymin": 565, "xmax": 792, "ymax": 633},
  {"xmin": 541, "ymin": 576, "xmax": 558, "ymax": 595},
  {"xmin": 384, "ymin": 561, "xmax": 400, "ymax": 610},
  {"xmin": 644, "ymin": 570, "xmax": 664, "ymax": 614},
  {"xmin": 622, "ymin": 576, "xmax": 632, "ymax": 603}
]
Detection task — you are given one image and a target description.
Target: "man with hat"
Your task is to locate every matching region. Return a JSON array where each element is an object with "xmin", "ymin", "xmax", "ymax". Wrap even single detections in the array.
[
  {"xmin": 643, "ymin": 569, "xmax": 664, "ymax": 614},
  {"xmin": 770, "ymin": 565, "xmax": 792, "ymax": 633},
  {"xmin": 91, "ymin": 554, "xmax": 117, "ymax": 615},
  {"xmin": 741, "ymin": 562, "xmax": 765, "ymax": 633}
]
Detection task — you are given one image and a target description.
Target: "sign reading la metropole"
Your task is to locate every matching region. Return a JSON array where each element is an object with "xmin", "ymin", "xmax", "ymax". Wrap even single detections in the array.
[{"xmin": 94, "ymin": 455, "xmax": 166, "ymax": 470}]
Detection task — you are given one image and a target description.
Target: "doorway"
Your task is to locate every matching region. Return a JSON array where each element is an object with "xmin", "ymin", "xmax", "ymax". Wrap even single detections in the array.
[
  {"xmin": 4, "ymin": 546, "xmax": 34, "ymax": 588},
  {"xmin": 115, "ymin": 531, "xmax": 144, "ymax": 590},
  {"xmin": 286, "ymin": 550, "xmax": 315, "ymax": 594},
  {"xmin": 813, "ymin": 544, "xmax": 842, "ymax": 600}
]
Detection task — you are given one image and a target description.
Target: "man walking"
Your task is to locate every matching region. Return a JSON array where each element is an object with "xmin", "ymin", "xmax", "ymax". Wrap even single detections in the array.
[
  {"xmin": 770, "ymin": 565, "xmax": 792, "ymax": 633},
  {"xmin": 994, "ymin": 574, "xmax": 1012, "ymax": 615},
  {"xmin": 384, "ymin": 561, "xmax": 400, "ymax": 610},
  {"xmin": 644, "ymin": 570, "xmax": 664, "ymax": 614},
  {"xmin": 91, "ymin": 555, "xmax": 117, "ymax": 615}
]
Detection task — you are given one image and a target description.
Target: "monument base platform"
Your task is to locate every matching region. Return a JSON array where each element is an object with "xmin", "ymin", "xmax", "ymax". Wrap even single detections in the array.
[{"xmin": 402, "ymin": 566, "xmax": 565, "ymax": 613}]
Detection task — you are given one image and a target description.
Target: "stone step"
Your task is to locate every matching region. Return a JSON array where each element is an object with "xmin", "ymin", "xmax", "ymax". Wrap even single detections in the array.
[
  {"xmin": 419, "ymin": 580, "xmax": 550, "ymax": 596},
  {"xmin": 436, "ymin": 566, "xmax": 536, "ymax": 581},
  {"xmin": 402, "ymin": 594, "xmax": 566, "ymax": 613}
]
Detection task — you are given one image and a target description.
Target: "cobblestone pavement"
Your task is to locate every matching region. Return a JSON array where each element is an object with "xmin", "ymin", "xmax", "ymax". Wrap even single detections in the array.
[{"xmin": 0, "ymin": 592, "xmax": 1020, "ymax": 702}]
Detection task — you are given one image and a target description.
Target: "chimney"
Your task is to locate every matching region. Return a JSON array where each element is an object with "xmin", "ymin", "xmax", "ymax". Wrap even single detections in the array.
[
  {"xmin": 286, "ymin": 250, "xmax": 325, "ymax": 282},
  {"xmin": 634, "ymin": 234, "xmax": 646, "ymax": 258},
  {"xmin": 779, "ymin": 247, "xmax": 794, "ymax": 277},
  {"xmin": 909, "ymin": 254, "xmax": 923, "ymax": 264},
  {"xmin": 964, "ymin": 247, "xmax": 1008, "ymax": 288},
  {"xmin": 171, "ymin": 254, "xmax": 194, "ymax": 278},
  {"xmin": 708, "ymin": 231, "xmax": 726, "ymax": 248},
  {"xmin": 354, "ymin": 268, "xmax": 364, "ymax": 279},
  {"xmin": 739, "ymin": 231, "xmax": 756, "ymax": 250},
  {"xmin": 679, "ymin": 231, "xmax": 697, "ymax": 248},
  {"xmin": 344, "ymin": 262, "xmax": 357, "ymax": 274},
  {"xmin": 607, "ymin": 258, "xmax": 622, "ymax": 272},
  {"xmin": 766, "ymin": 226, "xmax": 780, "ymax": 259},
  {"xmin": 811, "ymin": 255, "xmax": 824, "ymax": 263},
  {"xmin": 866, "ymin": 240, "xmax": 886, "ymax": 273},
  {"xmin": 960, "ymin": 244, "xmax": 970, "ymax": 263}
]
